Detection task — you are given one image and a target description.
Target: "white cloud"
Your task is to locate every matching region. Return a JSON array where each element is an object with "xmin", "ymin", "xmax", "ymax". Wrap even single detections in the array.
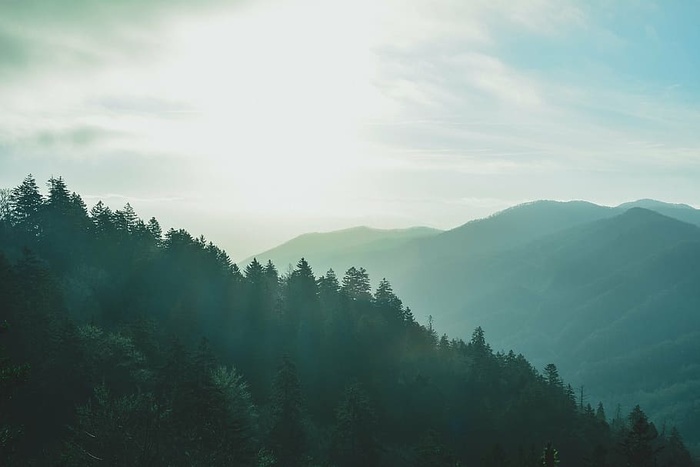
[{"xmin": 2, "ymin": 0, "xmax": 700, "ymax": 257}]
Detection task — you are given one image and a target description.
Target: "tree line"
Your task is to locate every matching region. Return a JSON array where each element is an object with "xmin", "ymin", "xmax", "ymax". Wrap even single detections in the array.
[{"xmin": 0, "ymin": 175, "xmax": 696, "ymax": 466}]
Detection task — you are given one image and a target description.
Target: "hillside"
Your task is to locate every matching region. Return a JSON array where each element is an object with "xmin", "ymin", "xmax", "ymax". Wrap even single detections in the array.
[
  {"xmin": 247, "ymin": 201, "xmax": 700, "ymax": 453},
  {"xmin": 7, "ymin": 175, "xmax": 692, "ymax": 465},
  {"xmin": 391, "ymin": 208, "xmax": 700, "ymax": 451}
]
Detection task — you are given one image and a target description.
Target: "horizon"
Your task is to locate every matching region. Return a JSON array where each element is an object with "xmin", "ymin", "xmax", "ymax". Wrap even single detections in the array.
[
  {"xmin": 2, "ymin": 0, "xmax": 699, "ymax": 260},
  {"xmin": 5, "ymin": 172, "xmax": 700, "ymax": 261}
]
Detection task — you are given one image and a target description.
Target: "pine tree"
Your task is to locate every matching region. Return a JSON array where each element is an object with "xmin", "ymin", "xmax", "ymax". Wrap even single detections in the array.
[
  {"xmin": 470, "ymin": 326, "xmax": 490, "ymax": 353},
  {"xmin": 317, "ymin": 268, "xmax": 341, "ymax": 311},
  {"xmin": 268, "ymin": 357, "xmax": 305, "ymax": 467},
  {"xmin": 482, "ymin": 443, "xmax": 509, "ymax": 467},
  {"xmin": 333, "ymin": 382, "xmax": 378, "ymax": 467},
  {"xmin": 0, "ymin": 321, "xmax": 30, "ymax": 461},
  {"xmin": 9, "ymin": 174, "xmax": 44, "ymax": 237},
  {"xmin": 46, "ymin": 176, "xmax": 71, "ymax": 214},
  {"xmin": 543, "ymin": 364, "xmax": 562, "ymax": 388},
  {"xmin": 610, "ymin": 403, "xmax": 626, "ymax": 435},
  {"xmin": 374, "ymin": 278, "xmax": 404, "ymax": 322},
  {"xmin": 264, "ymin": 260, "xmax": 280, "ymax": 293},
  {"xmin": 415, "ymin": 429, "xmax": 457, "ymax": 467},
  {"xmin": 285, "ymin": 258, "xmax": 319, "ymax": 325},
  {"xmin": 0, "ymin": 188, "xmax": 11, "ymax": 225},
  {"xmin": 245, "ymin": 258, "xmax": 266, "ymax": 328},
  {"xmin": 664, "ymin": 427, "xmax": 693, "ymax": 467},
  {"xmin": 540, "ymin": 442, "xmax": 559, "ymax": 467},
  {"xmin": 341, "ymin": 266, "xmax": 372, "ymax": 301},
  {"xmin": 209, "ymin": 366, "xmax": 260, "ymax": 465},
  {"xmin": 621, "ymin": 405, "xmax": 658, "ymax": 467},
  {"xmin": 90, "ymin": 201, "xmax": 115, "ymax": 240},
  {"xmin": 596, "ymin": 402, "xmax": 607, "ymax": 424},
  {"xmin": 146, "ymin": 217, "xmax": 162, "ymax": 242}
]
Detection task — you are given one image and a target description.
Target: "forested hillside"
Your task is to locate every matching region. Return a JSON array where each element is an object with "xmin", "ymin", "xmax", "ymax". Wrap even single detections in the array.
[
  {"xmin": 250, "ymin": 200, "xmax": 700, "ymax": 453},
  {"xmin": 0, "ymin": 175, "xmax": 696, "ymax": 466}
]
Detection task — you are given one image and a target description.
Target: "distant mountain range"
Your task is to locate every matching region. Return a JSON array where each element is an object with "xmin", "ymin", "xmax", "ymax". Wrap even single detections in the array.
[
  {"xmin": 243, "ymin": 225, "xmax": 442, "ymax": 274},
  {"xmin": 245, "ymin": 199, "xmax": 700, "ymax": 451}
]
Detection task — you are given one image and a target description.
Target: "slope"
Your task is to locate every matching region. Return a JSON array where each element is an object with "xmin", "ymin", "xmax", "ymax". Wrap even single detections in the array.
[
  {"xmin": 242, "ymin": 225, "xmax": 441, "ymax": 274},
  {"xmin": 397, "ymin": 208, "xmax": 700, "ymax": 451}
]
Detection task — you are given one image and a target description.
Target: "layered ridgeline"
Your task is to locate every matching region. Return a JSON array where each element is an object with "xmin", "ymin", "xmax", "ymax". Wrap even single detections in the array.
[
  {"xmin": 1, "ymin": 175, "xmax": 695, "ymax": 466},
  {"xmin": 243, "ymin": 225, "xmax": 442, "ymax": 275},
  {"xmin": 249, "ymin": 199, "xmax": 700, "ymax": 453}
]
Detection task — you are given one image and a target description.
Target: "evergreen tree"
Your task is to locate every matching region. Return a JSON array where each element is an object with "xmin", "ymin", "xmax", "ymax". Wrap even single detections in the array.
[
  {"xmin": 415, "ymin": 429, "xmax": 458, "ymax": 467},
  {"xmin": 61, "ymin": 384, "xmax": 163, "ymax": 466},
  {"xmin": 264, "ymin": 260, "xmax": 280, "ymax": 293},
  {"xmin": 333, "ymin": 382, "xmax": 378, "ymax": 467},
  {"xmin": 245, "ymin": 258, "xmax": 267, "ymax": 328},
  {"xmin": 482, "ymin": 443, "xmax": 509, "ymax": 467},
  {"xmin": 543, "ymin": 364, "xmax": 562, "ymax": 388},
  {"xmin": 9, "ymin": 174, "xmax": 44, "ymax": 237},
  {"xmin": 341, "ymin": 266, "xmax": 372, "ymax": 301},
  {"xmin": 46, "ymin": 176, "xmax": 71, "ymax": 215},
  {"xmin": 663, "ymin": 427, "xmax": 693, "ymax": 467},
  {"xmin": 118, "ymin": 203, "xmax": 138, "ymax": 233},
  {"xmin": 621, "ymin": 405, "xmax": 658, "ymax": 467},
  {"xmin": 90, "ymin": 201, "xmax": 115, "ymax": 240},
  {"xmin": 0, "ymin": 321, "xmax": 30, "ymax": 461},
  {"xmin": 595, "ymin": 402, "xmax": 607, "ymax": 424},
  {"xmin": 285, "ymin": 258, "xmax": 318, "ymax": 325},
  {"xmin": 374, "ymin": 278, "xmax": 404, "ymax": 322},
  {"xmin": 1, "ymin": 173, "xmax": 697, "ymax": 467},
  {"xmin": 317, "ymin": 269, "xmax": 341, "ymax": 317},
  {"xmin": 208, "ymin": 366, "xmax": 260, "ymax": 465},
  {"xmin": 0, "ymin": 188, "xmax": 11, "ymax": 224},
  {"xmin": 146, "ymin": 217, "xmax": 162, "ymax": 242},
  {"xmin": 470, "ymin": 326, "xmax": 490, "ymax": 354},
  {"xmin": 610, "ymin": 403, "xmax": 626, "ymax": 435},
  {"xmin": 268, "ymin": 357, "xmax": 305, "ymax": 467},
  {"xmin": 540, "ymin": 442, "xmax": 559, "ymax": 467}
]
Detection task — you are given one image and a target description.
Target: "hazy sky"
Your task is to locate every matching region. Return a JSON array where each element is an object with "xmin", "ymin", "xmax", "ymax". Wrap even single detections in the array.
[{"xmin": 1, "ymin": 0, "xmax": 699, "ymax": 260}]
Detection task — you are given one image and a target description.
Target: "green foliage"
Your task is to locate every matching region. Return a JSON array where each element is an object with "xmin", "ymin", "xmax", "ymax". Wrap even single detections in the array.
[
  {"xmin": 332, "ymin": 382, "xmax": 378, "ymax": 467},
  {"xmin": 540, "ymin": 442, "xmax": 559, "ymax": 467},
  {"xmin": 268, "ymin": 357, "xmax": 306, "ymax": 466},
  {"xmin": 341, "ymin": 266, "xmax": 372, "ymax": 301},
  {"xmin": 415, "ymin": 430, "xmax": 459, "ymax": 466},
  {"xmin": 620, "ymin": 405, "xmax": 659, "ymax": 467},
  {"xmin": 9, "ymin": 174, "xmax": 43, "ymax": 236},
  {"xmin": 0, "ymin": 322, "xmax": 30, "ymax": 461},
  {"xmin": 61, "ymin": 384, "xmax": 164, "ymax": 466},
  {"xmin": 0, "ymin": 175, "xmax": 696, "ymax": 467}
]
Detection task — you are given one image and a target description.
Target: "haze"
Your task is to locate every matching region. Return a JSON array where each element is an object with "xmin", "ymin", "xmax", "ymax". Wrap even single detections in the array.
[{"xmin": 1, "ymin": 0, "xmax": 699, "ymax": 260}]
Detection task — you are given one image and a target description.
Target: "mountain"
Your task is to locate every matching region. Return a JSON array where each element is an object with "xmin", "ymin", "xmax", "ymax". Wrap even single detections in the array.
[
  {"xmin": 249, "ymin": 199, "xmax": 700, "ymax": 452},
  {"xmin": 242, "ymin": 225, "xmax": 441, "ymax": 274},
  {"xmin": 615, "ymin": 199, "xmax": 700, "ymax": 227},
  {"xmin": 8, "ymin": 175, "xmax": 686, "ymax": 466},
  {"xmin": 409, "ymin": 207, "xmax": 700, "ymax": 450},
  {"xmin": 405, "ymin": 207, "xmax": 700, "ymax": 453}
]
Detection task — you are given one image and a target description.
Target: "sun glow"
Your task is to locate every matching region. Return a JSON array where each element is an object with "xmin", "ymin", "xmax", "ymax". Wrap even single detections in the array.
[{"xmin": 149, "ymin": 1, "xmax": 388, "ymax": 215}]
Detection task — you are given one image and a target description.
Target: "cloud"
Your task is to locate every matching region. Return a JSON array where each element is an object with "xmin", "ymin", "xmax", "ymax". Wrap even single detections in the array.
[
  {"xmin": 2, "ymin": 0, "xmax": 700, "ymax": 249},
  {"xmin": 492, "ymin": 0, "xmax": 587, "ymax": 35},
  {"xmin": 0, "ymin": 0, "xmax": 250, "ymax": 76},
  {"xmin": 30, "ymin": 126, "xmax": 125, "ymax": 149},
  {"xmin": 89, "ymin": 96, "xmax": 199, "ymax": 117}
]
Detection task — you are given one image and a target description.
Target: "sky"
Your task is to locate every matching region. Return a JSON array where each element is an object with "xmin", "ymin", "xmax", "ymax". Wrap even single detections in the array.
[{"xmin": 1, "ymin": 0, "xmax": 699, "ymax": 260}]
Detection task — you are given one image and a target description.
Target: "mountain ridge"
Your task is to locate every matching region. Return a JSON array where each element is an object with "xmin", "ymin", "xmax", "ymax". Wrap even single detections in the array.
[{"xmin": 242, "ymin": 199, "xmax": 700, "ymax": 452}]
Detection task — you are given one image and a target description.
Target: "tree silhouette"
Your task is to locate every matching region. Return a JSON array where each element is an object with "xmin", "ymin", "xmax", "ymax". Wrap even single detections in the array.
[
  {"xmin": 541, "ymin": 442, "xmax": 560, "ymax": 467},
  {"xmin": 268, "ymin": 357, "xmax": 305, "ymax": 467}
]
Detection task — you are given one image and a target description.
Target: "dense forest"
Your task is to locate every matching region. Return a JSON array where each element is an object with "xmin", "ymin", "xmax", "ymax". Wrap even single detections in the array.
[
  {"xmin": 0, "ymin": 175, "xmax": 696, "ymax": 466},
  {"xmin": 252, "ymin": 200, "xmax": 700, "ymax": 453}
]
